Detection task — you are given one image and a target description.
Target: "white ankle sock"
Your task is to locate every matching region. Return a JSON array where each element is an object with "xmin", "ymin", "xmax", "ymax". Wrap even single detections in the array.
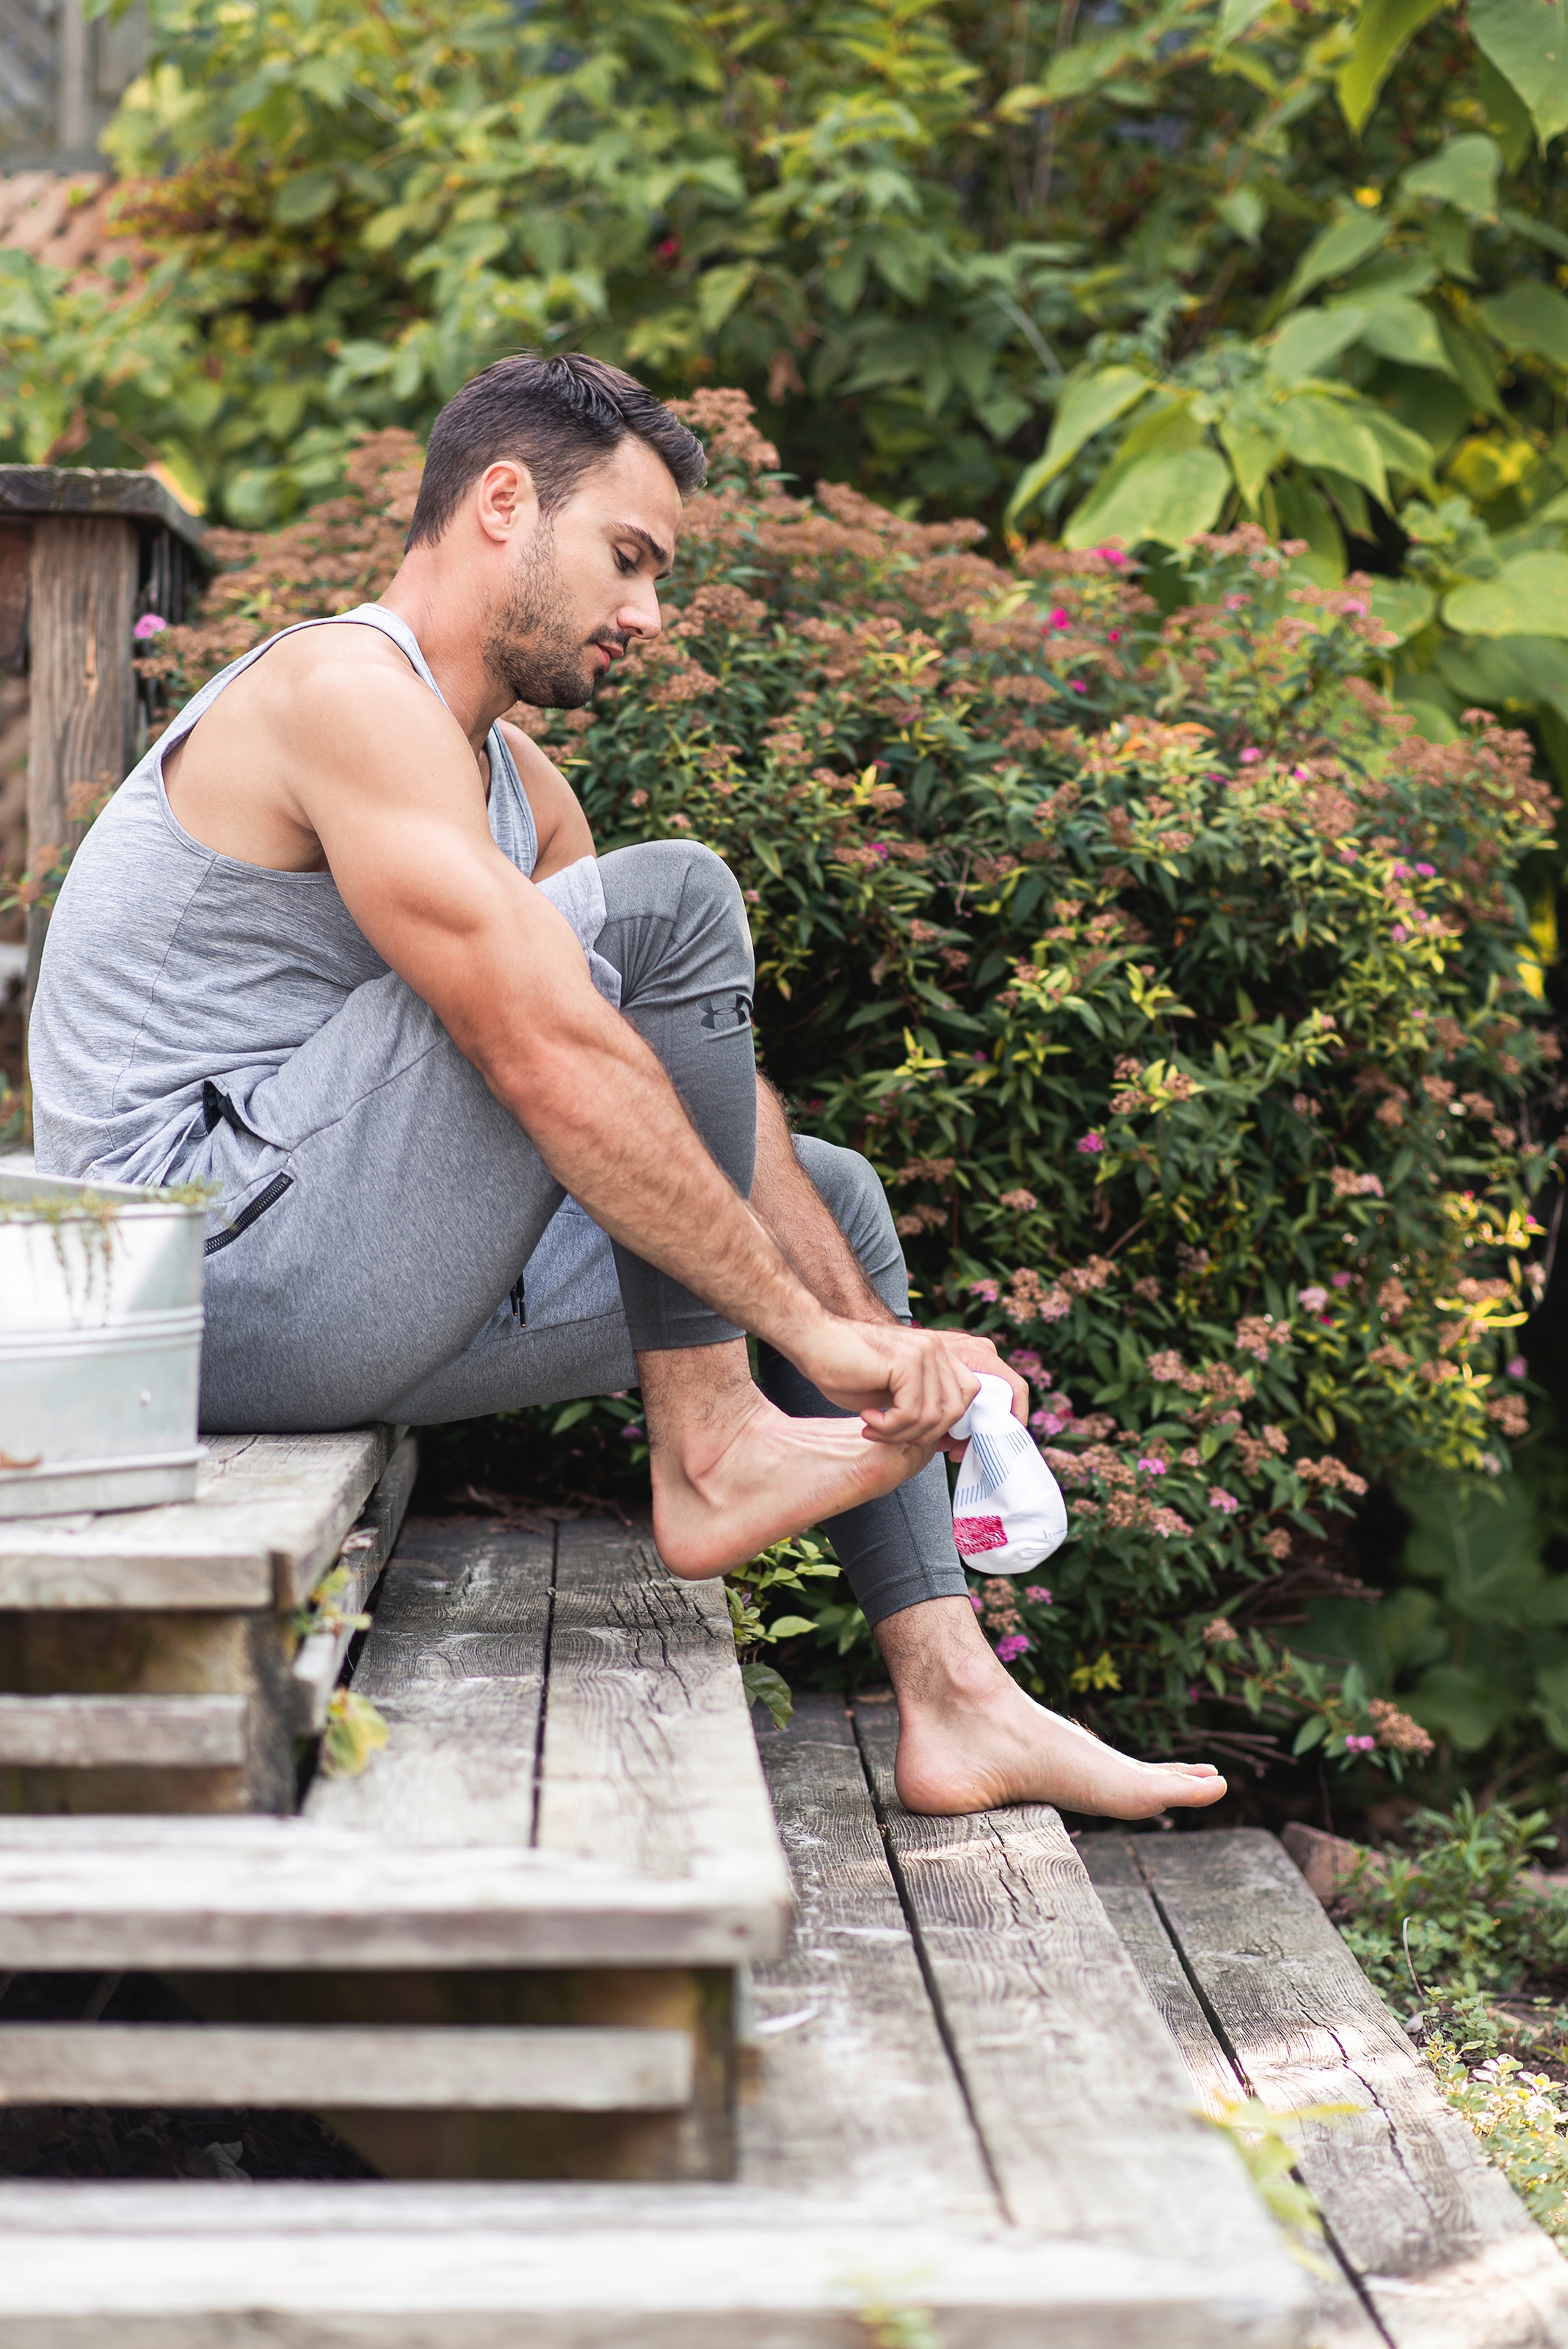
[{"xmin": 949, "ymin": 1373, "xmax": 1068, "ymax": 1572}]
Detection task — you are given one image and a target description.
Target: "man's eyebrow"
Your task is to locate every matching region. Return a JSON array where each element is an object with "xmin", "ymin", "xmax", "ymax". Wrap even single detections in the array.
[{"xmin": 615, "ymin": 521, "xmax": 675, "ymax": 575}]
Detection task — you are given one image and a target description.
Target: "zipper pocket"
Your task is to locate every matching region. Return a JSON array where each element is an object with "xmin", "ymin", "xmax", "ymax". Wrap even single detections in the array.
[{"xmin": 205, "ymin": 1172, "xmax": 294, "ymax": 1257}]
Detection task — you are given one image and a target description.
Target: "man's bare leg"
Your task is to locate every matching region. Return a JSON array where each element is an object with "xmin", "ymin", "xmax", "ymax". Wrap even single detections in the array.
[
  {"xmin": 877, "ymin": 1597, "xmax": 1227, "ymax": 1817},
  {"xmin": 640, "ymin": 1337, "xmax": 933, "ymax": 1578}
]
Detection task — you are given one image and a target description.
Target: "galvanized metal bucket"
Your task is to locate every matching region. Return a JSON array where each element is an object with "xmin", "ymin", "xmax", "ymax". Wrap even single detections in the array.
[{"xmin": 0, "ymin": 1169, "xmax": 205, "ymax": 1519}]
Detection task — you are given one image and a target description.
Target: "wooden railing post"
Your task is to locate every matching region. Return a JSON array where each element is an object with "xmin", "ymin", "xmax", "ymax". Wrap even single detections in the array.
[
  {"xmin": 0, "ymin": 467, "xmax": 209, "ymax": 1024},
  {"xmin": 24, "ymin": 515, "xmax": 139, "ymax": 1005}
]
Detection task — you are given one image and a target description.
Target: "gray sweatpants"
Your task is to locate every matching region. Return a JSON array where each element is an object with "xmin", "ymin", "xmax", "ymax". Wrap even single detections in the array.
[{"xmin": 197, "ymin": 838, "xmax": 967, "ymax": 1629}]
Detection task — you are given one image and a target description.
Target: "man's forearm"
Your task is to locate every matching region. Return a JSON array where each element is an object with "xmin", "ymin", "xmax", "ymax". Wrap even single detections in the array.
[{"xmin": 477, "ymin": 984, "xmax": 830, "ymax": 1358}]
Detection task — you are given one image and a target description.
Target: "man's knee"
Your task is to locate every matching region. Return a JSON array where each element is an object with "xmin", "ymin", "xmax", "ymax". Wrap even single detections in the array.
[{"xmin": 793, "ymin": 1135, "xmax": 901, "ymax": 1270}]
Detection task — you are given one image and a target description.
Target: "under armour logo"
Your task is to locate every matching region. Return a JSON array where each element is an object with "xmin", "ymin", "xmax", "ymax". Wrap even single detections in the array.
[{"xmin": 698, "ymin": 991, "xmax": 753, "ymax": 1036}]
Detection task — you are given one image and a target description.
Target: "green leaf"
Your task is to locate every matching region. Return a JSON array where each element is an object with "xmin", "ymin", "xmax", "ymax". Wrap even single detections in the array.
[
  {"xmin": 741, "ymin": 1660, "xmax": 794, "ymax": 1730},
  {"xmin": 1006, "ymin": 366, "xmax": 1152, "ymax": 520},
  {"xmin": 1444, "ymin": 553, "xmax": 1568, "ymax": 639},
  {"xmin": 1337, "ymin": 0, "xmax": 1447, "ymax": 134},
  {"xmin": 1362, "ymin": 408, "xmax": 1440, "ymax": 488},
  {"xmin": 1476, "ymin": 281, "xmax": 1568, "ymax": 370},
  {"xmin": 1368, "ymin": 578, "xmax": 1437, "ymax": 645},
  {"xmin": 1354, "ymin": 295, "xmax": 1457, "ymax": 377},
  {"xmin": 1278, "ymin": 394, "xmax": 1389, "ymax": 507},
  {"xmin": 273, "ymin": 170, "xmax": 340, "ymax": 226},
  {"xmin": 1407, "ymin": 1664, "xmax": 1514, "ymax": 1750},
  {"xmin": 1216, "ymin": 0, "xmax": 1277, "ymax": 46},
  {"xmin": 1219, "ymin": 407, "xmax": 1286, "ymax": 509},
  {"xmin": 1062, "ymin": 446, "xmax": 1230, "ymax": 551},
  {"xmin": 1267, "ymin": 307, "xmax": 1368, "ymax": 382},
  {"xmin": 1399, "ymin": 134, "xmax": 1502, "ymax": 219},
  {"xmin": 1292, "ymin": 1713, "xmax": 1329, "ymax": 1755},
  {"xmin": 1277, "ymin": 212, "xmax": 1389, "ymax": 317},
  {"xmin": 763, "ymin": 1614, "xmax": 817, "ymax": 1640},
  {"xmin": 1216, "ymin": 186, "xmax": 1266, "ymax": 244},
  {"xmin": 696, "ymin": 262, "xmax": 756, "ymax": 334},
  {"xmin": 1470, "ymin": 0, "xmax": 1568, "ymax": 149}
]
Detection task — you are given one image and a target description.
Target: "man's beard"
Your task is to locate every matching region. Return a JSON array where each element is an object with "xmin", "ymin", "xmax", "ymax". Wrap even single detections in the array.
[{"xmin": 482, "ymin": 523, "xmax": 609, "ymax": 709}]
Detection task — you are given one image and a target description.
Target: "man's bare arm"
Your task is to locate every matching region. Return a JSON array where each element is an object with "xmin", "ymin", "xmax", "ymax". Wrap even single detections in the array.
[
  {"xmin": 294, "ymin": 667, "xmax": 973, "ymax": 1442},
  {"xmin": 496, "ymin": 719, "xmax": 595, "ymax": 877}
]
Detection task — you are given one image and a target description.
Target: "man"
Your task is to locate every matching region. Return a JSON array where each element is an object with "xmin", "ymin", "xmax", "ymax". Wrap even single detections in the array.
[{"xmin": 31, "ymin": 352, "xmax": 1224, "ymax": 1820}]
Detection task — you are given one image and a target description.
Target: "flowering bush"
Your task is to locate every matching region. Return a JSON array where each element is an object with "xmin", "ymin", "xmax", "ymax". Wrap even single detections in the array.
[{"xmin": 126, "ymin": 396, "xmax": 1561, "ymax": 1772}]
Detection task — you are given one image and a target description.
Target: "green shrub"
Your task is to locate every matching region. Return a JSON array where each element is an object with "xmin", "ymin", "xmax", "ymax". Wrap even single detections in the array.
[{"xmin": 132, "ymin": 399, "xmax": 1561, "ymax": 1771}]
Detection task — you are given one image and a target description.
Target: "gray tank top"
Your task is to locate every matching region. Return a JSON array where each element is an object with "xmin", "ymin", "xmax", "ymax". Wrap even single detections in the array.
[{"xmin": 29, "ymin": 604, "xmax": 601, "ymax": 1188}]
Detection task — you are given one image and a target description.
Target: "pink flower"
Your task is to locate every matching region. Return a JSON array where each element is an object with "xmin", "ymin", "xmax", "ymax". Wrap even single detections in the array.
[
  {"xmin": 1096, "ymin": 547, "xmax": 1127, "ymax": 566},
  {"xmin": 1415, "ymin": 862, "xmax": 1435, "ymax": 877},
  {"xmin": 1481, "ymin": 1451, "xmax": 1503, "ymax": 1475},
  {"xmin": 1208, "ymin": 1488, "xmax": 1240, "ymax": 1514},
  {"xmin": 1106, "ymin": 628, "xmax": 1122, "ymax": 643},
  {"xmin": 1224, "ymin": 595, "xmax": 1248, "ymax": 611},
  {"xmin": 868, "ymin": 841, "xmax": 890, "ymax": 861},
  {"xmin": 620, "ymin": 1423, "xmax": 645, "ymax": 1440},
  {"xmin": 1048, "ymin": 606, "xmax": 1070, "ymax": 628},
  {"xmin": 1297, "ymin": 1285, "xmax": 1328, "ymax": 1313},
  {"xmin": 1345, "ymin": 1733, "xmax": 1376, "ymax": 1752},
  {"xmin": 968, "ymin": 1278, "xmax": 1001, "ymax": 1304},
  {"xmin": 1339, "ymin": 848, "xmax": 1357, "ymax": 863},
  {"xmin": 1024, "ymin": 1586, "xmax": 1053, "ymax": 1604},
  {"xmin": 1238, "ymin": 748, "xmax": 1261, "ymax": 765},
  {"xmin": 1009, "ymin": 1349, "xmax": 1045, "ymax": 1383},
  {"xmin": 995, "ymin": 1633, "xmax": 1031, "ymax": 1664},
  {"xmin": 133, "ymin": 613, "xmax": 167, "ymax": 639},
  {"xmin": 1076, "ymin": 1132, "xmax": 1106, "ymax": 1155},
  {"xmin": 1391, "ymin": 924, "xmax": 1409, "ymax": 943},
  {"xmin": 1509, "ymin": 1357, "xmax": 1528, "ymax": 1379},
  {"xmin": 1391, "ymin": 862, "xmax": 1412, "ymax": 879},
  {"xmin": 968, "ymin": 1591, "xmax": 984, "ymax": 1613},
  {"xmin": 1332, "ymin": 1272, "xmax": 1352, "ymax": 1288},
  {"xmin": 1344, "ymin": 598, "xmax": 1368, "ymax": 616},
  {"xmin": 1032, "ymin": 1409, "xmax": 1073, "ymax": 1435},
  {"xmin": 1138, "ymin": 1455, "xmax": 1167, "ymax": 1475},
  {"xmin": 1069, "ymin": 679, "xmax": 1088, "ymax": 693}
]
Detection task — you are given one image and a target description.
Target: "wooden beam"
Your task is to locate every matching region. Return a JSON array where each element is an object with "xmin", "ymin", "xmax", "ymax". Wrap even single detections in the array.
[
  {"xmin": 288, "ymin": 1433, "xmax": 417, "ymax": 1735},
  {"xmin": 24, "ymin": 513, "xmax": 137, "ymax": 1002},
  {"xmin": 0, "ymin": 468, "xmax": 208, "ymax": 550},
  {"xmin": 0, "ymin": 2024, "xmax": 693, "ymax": 2112},
  {"xmin": 0, "ymin": 1427, "xmax": 398, "ymax": 1611},
  {"xmin": 0, "ymin": 1693, "xmax": 245, "ymax": 1768},
  {"xmin": 1136, "ymin": 1829, "xmax": 1568, "ymax": 2349},
  {"xmin": 0, "ymin": 1818, "xmax": 789, "ymax": 1969}
]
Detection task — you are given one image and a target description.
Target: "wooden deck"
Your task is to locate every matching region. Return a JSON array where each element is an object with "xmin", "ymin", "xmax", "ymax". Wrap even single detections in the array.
[{"xmin": 0, "ymin": 1516, "xmax": 1561, "ymax": 2342}]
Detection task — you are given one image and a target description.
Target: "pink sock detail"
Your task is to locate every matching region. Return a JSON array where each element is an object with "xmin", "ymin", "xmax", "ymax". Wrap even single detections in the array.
[{"xmin": 954, "ymin": 1514, "xmax": 1009, "ymax": 1556}]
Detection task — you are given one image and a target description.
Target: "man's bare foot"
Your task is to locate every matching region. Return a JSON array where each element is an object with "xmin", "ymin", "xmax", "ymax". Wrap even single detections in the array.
[
  {"xmin": 649, "ymin": 1379, "xmax": 932, "ymax": 1578},
  {"xmin": 876, "ymin": 1596, "xmax": 1227, "ymax": 1820}
]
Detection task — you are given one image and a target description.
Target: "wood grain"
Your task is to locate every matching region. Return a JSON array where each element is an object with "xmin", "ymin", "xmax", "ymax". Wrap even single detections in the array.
[
  {"xmin": 0, "ymin": 2184, "xmax": 1319, "ymax": 2348},
  {"xmin": 289, "ymin": 1435, "xmax": 418, "ymax": 1735},
  {"xmin": 0, "ymin": 1692, "xmax": 245, "ymax": 1768},
  {"xmin": 536, "ymin": 1520, "xmax": 791, "ymax": 1936},
  {"xmin": 744, "ymin": 1691, "xmax": 997, "ymax": 2222},
  {"xmin": 304, "ymin": 1514, "xmax": 551, "ymax": 1844},
  {"xmin": 1081, "ymin": 1831, "xmax": 1387, "ymax": 2349},
  {"xmin": 0, "ymin": 1428, "xmax": 396, "ymax": 1611},
  {"xmin": 1139, "ymin": 1829, "xmax": 1568, "ymax": 2349},
  {"xmin": 852, "ymin": 1703, "xmax": 1302, "ymax": 2297},
  {"xmin": 0, "ymin": 2023, "xmax": 693, "ymax": 2110},
  {"xmin": 0, "ymin": 1818, "xmax": 788, "ymax": 1969}
]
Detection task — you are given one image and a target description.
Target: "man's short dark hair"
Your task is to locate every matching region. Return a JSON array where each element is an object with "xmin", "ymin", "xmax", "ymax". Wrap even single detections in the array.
[{"xmin": 406, "ymin": 352, "xmax": 707, "ymax": 548}]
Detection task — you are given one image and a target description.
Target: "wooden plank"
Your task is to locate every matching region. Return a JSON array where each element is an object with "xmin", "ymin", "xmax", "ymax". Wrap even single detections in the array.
[
  {"xmin": 0, "ymin": 1818, "xmax": 783, "ymax": 1969},
  {"xmin": 0, "ymin": 2024, "xmax": 692, "ymax": 2111},
  {"xmin": 0, "ymin": 1692, "xmax": 244, "ymax": 1768},
  {"xmin": 0, "ymin": 1428, "xmax": 396, "ymax": 1611},
  {"xmin": 0, "ymin": 2185, "xmax": 1318, "ymax": 2348},
  {"xmin": 744, "ymin": 1690, "xmax": 998, "ymax": 2222},
  {"xmin": 852, "ymin": 1703, "xmax": 1304, "ymax": 2301},
  {"xmin": 303, "ymin": 1513, "xmax": 551, "ymax": 1842},
  {"xmin": 537, "ymin": 1520, "xmax": 792, "ymax": 1931},
  {"xmin": 1139, "ymin": 1829, "xmax": 1568, "ymax": 2349},
  {"xmin": 290, "ymin": 1434, "xmax": 418, "ymax": 1735},
  {"xmin": 0, "ymin": 465, "xmax": 208, "ymax": 551},
  {"xmin": 1081, "ymin": 1833, "xmax": 1387, "ymax": 2349}
]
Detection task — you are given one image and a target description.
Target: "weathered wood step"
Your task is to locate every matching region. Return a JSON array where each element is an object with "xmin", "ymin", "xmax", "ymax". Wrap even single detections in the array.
[{"xmin": 1083, "ymin": 1827, "xmax": 1568, "ymax": 2349}]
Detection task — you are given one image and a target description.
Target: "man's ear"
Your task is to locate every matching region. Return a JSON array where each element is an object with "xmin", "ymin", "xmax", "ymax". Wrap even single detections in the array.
[{"xmin": 473, "ymin": 459, "xmax": 540, "ymax": 547}]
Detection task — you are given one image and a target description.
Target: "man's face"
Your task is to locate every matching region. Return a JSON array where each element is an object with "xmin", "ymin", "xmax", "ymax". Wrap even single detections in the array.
[{"xmin": 482, "ymin": 435, "xmax": 680, "ymax": 709}]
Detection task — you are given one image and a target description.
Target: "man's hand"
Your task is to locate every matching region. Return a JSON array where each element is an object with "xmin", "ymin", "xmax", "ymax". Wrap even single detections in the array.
[
  {"xmin": 927, "ymin": 1331, "xmax": 1029, "ymax": 1456},
  {"xmin": 783, "ymin": 1317, "xmax": 981, "ymax": 1452}
]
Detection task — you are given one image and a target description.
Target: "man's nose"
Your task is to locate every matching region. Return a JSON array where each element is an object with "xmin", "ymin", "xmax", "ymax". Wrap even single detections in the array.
[{"xmin": 620, "ymin": 587, "xmax": 663, "ymax": 640}]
